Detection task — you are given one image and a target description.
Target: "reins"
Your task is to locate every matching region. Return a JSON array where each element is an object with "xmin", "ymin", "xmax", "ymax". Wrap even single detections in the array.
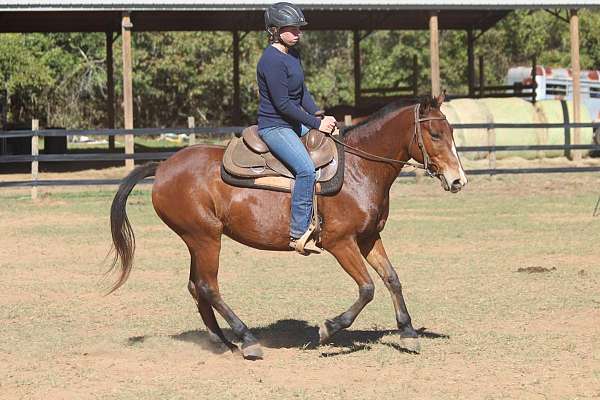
[{"xmin": 329, "ymin": 104, "xmax": 447, "ymax": 176}]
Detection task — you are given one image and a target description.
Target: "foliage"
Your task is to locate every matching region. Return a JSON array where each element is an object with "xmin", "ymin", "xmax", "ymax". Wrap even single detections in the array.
[{"xmin": 0, "ymin": 10, "xmax": 598, "ymax": 129}]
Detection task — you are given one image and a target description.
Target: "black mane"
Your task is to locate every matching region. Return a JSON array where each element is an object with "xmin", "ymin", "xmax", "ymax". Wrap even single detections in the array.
[{"xmin": 341, "ymin": 95, "xmax": 438, "ymax": 137}]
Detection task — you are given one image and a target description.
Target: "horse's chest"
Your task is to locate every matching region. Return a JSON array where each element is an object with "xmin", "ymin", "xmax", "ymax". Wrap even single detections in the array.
[{"xmin": 351, "ymin": 191, "xmax": 390, "ymax": 233}]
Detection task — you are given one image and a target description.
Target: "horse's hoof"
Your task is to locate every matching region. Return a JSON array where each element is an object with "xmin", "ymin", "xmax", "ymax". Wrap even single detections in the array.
[
  {"xmin": 242, "ymin": 342, "xmax": 263, "ymax": 360},
  {"xmin": 400, "ymin": 337, "xmax": 421, "ymax": 353},
  {"xmin": 319, "ymin": 321, "xmax": 333, "ymax": 345}
]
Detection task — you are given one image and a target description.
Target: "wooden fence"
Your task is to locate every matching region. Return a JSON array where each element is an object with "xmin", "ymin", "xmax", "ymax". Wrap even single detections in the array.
[{"xmin": 1, "ymin": 120, "xmax": 600, "ymax": 199}]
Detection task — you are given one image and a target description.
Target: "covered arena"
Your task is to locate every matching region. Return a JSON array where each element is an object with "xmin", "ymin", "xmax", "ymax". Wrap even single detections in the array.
[
  {"xmin": 1, "ymin": 1, "xmax": 596, "ymax": 167},
  {"xmin": 1, "ymin": 3, "xmax": 600, "ymax": 399}
]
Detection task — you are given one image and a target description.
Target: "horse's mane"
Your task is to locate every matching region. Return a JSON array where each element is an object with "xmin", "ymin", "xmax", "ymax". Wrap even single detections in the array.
[{"xmin": 341, "ymin": 95, "xmax": 439, "ymax": 137}]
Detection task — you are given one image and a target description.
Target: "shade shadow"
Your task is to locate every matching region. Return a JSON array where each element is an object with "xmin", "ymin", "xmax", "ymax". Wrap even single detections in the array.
[
  {"xmin": 169, "ymin": 330, "xmax": 231, "ymax": 355},
  {"xmin": 169, "ymin": 319, "xmax": 449, "ymax": 356}
]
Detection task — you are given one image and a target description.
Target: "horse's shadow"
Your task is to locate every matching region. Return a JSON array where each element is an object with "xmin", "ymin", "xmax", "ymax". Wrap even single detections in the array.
[{"xmin": 163, "ymin": 319, "xmax": 449, "ymax": 357}]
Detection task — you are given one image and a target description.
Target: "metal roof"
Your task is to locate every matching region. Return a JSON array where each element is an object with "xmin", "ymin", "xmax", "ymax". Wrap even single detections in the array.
[
  {"xmin": 0, "ymin": 1, "xmax": 599, "ymax": 11},
  {"xmin": 0, "ymin": 1, "xmax": 596, "ymax": 33}
]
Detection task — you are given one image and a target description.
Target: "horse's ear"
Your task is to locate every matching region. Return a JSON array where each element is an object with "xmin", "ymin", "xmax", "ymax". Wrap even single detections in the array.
[
  {"xmin": 419, "ymin": 101, "xmax": 430, "ymax": 117},
  {"xmin": 435, "ymin": 90, "xmax": 446, "ymax": 108}
]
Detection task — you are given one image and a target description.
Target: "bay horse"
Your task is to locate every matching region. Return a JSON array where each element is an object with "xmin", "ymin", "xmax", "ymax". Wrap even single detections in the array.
[{"xmin": 108, "ymin": 93, "xmax": 467, "ymax": 360}]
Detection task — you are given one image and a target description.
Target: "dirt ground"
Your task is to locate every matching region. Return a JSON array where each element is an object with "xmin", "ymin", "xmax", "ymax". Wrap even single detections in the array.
[{"xmin": 1, "ymin": 169, "xmax": 599, "ymax": 399}]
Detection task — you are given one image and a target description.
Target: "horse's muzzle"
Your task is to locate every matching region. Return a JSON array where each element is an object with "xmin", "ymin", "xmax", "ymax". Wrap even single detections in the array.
[
  {"xmin": 450, "ymin": 179, "xmax": 463, "ymax": 193},
  {"xmin": 439, "ymin": 173, "xmax": 467, "ymax": 193}
]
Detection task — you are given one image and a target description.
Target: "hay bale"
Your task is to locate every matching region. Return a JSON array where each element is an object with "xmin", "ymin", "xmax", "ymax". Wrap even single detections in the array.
[
  {"xmin": 535, "ymin": 99, "xmax": 594, "ymax": 157},
  {"xmin": 440, "ymin": 102, "xmax": 463, "ymax": 142},
  {"xmin": 446, "ymin": 97, "xmax": 594, "ymax": 159},
  {"xmin": 479, "ymin": 98, "xmax": 542, "ymax": 159},
  {"xmin": 446, "ymin": 98, "xmax": 491, "ymax": 160}
]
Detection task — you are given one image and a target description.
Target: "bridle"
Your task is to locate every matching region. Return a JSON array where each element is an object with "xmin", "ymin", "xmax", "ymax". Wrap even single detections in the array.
[
  {"xmin": 412, "ymin": 103, "xmax": 448, "ymax": 177},
  {"xmin": 329, "ymin": 104, "xmax": 448, "ymax": 177}
]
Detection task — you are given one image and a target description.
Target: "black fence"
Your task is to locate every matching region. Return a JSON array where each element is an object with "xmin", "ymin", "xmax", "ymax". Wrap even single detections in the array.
[{"xmin": 1, "ymin": 121, "xmax": 600, "ymax": 189}]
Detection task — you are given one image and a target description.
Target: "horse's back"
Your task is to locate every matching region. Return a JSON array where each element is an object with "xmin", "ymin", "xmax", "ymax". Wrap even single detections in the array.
[{"xmin": 155, "ymin": 144, "xmax": 224, "ymax": 181}]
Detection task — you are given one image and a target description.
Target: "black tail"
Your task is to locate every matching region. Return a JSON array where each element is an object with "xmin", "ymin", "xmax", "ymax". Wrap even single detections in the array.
[{"xmin": 107, "ymin": 162, "xmax": 159, "ymax": 294}]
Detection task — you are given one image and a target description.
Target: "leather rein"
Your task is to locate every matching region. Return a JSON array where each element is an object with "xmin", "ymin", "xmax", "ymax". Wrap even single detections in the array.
[{"xmin": 328, "ymin": 104, "xmax": 447, "ymax": 177}]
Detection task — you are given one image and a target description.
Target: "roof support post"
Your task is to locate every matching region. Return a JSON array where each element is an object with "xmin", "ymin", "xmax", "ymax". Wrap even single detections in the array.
[
  {"xmin": 479, "ymin": 55, "xmax": 485, "ymax": 97},
  {"xmin": 429, "ymin": 12, "xmax": 440, "ymax": 97},
  {"xmin": 121, "ymin": 12, "xmax": 134, "ymax": 170},
  {"xmin": 232, "ymin": 30, "xmax": 241, "ymax": 125},
  {"xmin": 570, "ymin": 9, "xmax": 581, "ymax": 161},
  {"xmin": 105, "ymin": 31, "xmax": 116, "ymax": 151},
  {"xmin": 412, "ymin": 54, "xmax": 419, "ymax": 96},
  {"xmin": 467, "ymin": 28, "xmax": 475, "ymax": 97},
  {"xmin": 353, "ymin": 30, "xmax": 361, "ymax": 107}
]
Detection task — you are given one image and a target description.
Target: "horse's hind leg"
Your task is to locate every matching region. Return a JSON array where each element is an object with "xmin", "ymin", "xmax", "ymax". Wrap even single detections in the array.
[
  {"xmin": 188, "ymin": 236, "xmax": 263, "ymax": 360},
  {"xmin": 187, "ymin": 253, "xmax": 237, "ymax": 352}
]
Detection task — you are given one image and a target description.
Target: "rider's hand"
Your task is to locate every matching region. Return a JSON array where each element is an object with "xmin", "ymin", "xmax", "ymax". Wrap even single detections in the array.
[{"xmin": 319, "ymin": 116, "xmax": 337, "ymax": 133}]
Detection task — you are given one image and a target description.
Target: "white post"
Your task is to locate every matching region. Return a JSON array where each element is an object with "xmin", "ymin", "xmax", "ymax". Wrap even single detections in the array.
[
  {"xmin": 188, "ymin": 116, "xmax": 196, "ymax": 146},
  {"xmin": 122, "ymin": 12, "xmax": 135, "ymax": 170},
  {"xmin": 31, "ymin": 119, "xmax": 39, "ymax": 200},
  {"xmin": 429, "ymin": 12, "xmax": 441, "ymax": 97},
  {"xmin": 344, "ymin": 114, "xmax": 352, "ymax": 127},
  {"xmin": 487, "ymin": 127, "xmax": 496, "ymax": 174},
  {"xmin": 570, "ymin": 9, "xmax": 582, "ymax": 161}
]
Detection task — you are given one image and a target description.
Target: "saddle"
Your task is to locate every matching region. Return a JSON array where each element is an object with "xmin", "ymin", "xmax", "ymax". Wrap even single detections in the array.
[{"xmin": 221, "ymin": 125, "xmax": 344, "ymax": 195}]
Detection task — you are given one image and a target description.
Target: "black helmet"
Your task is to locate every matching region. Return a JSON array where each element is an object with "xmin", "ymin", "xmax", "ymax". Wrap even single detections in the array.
[{"xmin": 264, "ymin": 2, "xmax": 307, "ymax": 31}]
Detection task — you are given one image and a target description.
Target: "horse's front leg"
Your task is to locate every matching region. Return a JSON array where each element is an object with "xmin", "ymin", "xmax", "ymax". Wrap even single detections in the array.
[
  {"xmin": 319, "ymin": 239, "xmax": 375, "ymax": 344},
  {"xmin": 360, "ymin": 234, "xmax": 418, "ymax": 338}
]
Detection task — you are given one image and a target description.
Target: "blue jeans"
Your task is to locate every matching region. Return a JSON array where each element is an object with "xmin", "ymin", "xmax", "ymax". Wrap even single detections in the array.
[{"xmin": 258, "ymin": 125, "xmax": 315, "ymax": 238}]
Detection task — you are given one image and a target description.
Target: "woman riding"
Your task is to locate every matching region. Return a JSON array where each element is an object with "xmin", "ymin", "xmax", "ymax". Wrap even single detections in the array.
[{"xmin": 257, "ymin": 2, "xmax": 337, "ymax": 255}]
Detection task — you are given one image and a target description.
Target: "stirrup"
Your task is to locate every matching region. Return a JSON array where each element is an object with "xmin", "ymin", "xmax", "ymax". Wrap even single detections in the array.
[
  {"xmin": 289, "ymin": 235, "xmax": 321, "ymax": 255},
  {"xmin": 290, "ymin": 221, "xmax": 322, "ymax": 255}
]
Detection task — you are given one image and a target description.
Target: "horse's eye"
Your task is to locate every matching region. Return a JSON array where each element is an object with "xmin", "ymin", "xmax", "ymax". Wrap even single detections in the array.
[{"xmin": 430, "ymin": 131, "xmax": 442, "ymax": 140}]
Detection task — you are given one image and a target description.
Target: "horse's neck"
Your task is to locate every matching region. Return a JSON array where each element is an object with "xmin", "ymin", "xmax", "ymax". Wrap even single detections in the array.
[{"xmin": 344, "ymin": 106, "xmax": 413, "ymax": 187}]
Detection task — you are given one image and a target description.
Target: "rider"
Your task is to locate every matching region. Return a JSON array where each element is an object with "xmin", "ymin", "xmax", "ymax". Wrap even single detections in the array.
[{"xmin": 257, "ymin": 2, "xmax": 337, "ymax": 254}]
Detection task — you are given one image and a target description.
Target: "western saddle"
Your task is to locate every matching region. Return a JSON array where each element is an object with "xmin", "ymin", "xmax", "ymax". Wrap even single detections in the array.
[{"xmin": 221, "ymin": 125, "xmax": 344, "ymax": 195}]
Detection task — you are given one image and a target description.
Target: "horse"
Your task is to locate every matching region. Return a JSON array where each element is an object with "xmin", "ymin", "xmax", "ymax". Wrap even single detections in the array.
[{"xmin": 108, "ymin": 93, "xmax": 467, "ymax": 360}]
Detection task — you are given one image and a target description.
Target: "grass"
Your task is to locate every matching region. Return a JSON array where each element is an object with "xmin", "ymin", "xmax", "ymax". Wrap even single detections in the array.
[{"xmin": 0, "ymin": 173, "xmax": 599, "ymax": 399}]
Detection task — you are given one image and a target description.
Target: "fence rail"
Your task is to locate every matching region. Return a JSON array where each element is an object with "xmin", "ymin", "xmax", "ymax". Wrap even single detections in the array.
[
  {"xmin": 2, "ymin": 122, "xmax": 598, "ymax": 138},
  {"xmin": 0, "ymin": 126, "xmax": 245, "ymax": 139},
  {"xmin": 1, "ymin": 121, "xmax": 599, "ymax": 193}
]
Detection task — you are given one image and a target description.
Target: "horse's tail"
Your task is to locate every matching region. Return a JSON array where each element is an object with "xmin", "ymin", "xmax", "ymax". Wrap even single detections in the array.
[{"xmin": 107, "ymin": 162, "xmax": 159, "ymax": 294}]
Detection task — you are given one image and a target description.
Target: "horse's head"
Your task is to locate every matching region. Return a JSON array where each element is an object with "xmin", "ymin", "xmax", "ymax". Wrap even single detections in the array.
[{"xmin": 409, "ymin": 92, "xmax": 467, "ymax": 193}]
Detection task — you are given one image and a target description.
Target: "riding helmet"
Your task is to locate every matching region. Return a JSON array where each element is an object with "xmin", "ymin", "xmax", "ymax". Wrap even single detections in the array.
[{"xmin": 264, "ymin": 2, "xmax": 308, "ymax": 31}]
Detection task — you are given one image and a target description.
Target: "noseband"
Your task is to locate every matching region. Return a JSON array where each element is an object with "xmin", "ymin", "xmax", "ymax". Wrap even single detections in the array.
[{"xmin": 329, "ymin": 104, "xmax": 447, "ymax": 175}]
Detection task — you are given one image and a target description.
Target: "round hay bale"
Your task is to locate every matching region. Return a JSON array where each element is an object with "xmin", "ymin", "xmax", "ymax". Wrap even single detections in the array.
[
  {"xmin": 479, "ymin": 97, "xmax": 539, "ymax": 159},
  {"xmin": 440, "ymin": 101, "xmax": 463, "ymax": 142},
  {"xmin": 446, "ymin": 98, "xmax": 491, "ymax": 160},
  {"xmin": 534, "ymin": 99, "xmax": 594, "ymax": 157}
]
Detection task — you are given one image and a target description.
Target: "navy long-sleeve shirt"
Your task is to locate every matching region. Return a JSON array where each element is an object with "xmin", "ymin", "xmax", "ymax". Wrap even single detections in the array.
[{"xmin": 257, "ymin": 45, "xmax": 320, "ymax": 131}]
